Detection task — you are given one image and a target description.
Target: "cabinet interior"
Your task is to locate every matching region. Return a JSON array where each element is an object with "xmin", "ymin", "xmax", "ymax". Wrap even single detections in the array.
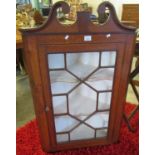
[{"xmin": 47, "ymin": 51, "xmax": 116, "ymax": 143}]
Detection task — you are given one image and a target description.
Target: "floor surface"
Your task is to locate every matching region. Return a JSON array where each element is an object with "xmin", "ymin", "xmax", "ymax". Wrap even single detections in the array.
[{"xmin": 16, "ymin": 74, "xmax": 35, "ymax": 127}]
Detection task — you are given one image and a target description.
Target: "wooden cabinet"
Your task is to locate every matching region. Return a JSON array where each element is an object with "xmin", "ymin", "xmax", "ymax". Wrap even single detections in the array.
[
  {"xmin": 121, "ymin": 4, "xmax": 139, "ymax": 27},
  {"xmin": 20, "ymin": 1, "xmax": 136, "ymax": 152}
]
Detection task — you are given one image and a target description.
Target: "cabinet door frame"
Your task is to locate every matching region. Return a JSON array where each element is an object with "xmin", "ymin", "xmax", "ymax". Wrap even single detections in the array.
[{"xmin": 38, "ymin": 42, "xmax": 126, "ymax": 151}]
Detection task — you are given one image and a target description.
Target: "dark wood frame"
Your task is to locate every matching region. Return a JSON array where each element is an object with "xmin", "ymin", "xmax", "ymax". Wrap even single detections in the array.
[{"xmin": 20, "ymin": 1, "xmax": 136, "ymax": 152}]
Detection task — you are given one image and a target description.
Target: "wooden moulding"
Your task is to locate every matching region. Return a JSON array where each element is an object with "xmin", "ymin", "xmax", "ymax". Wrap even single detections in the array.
[
  {"xmin": 20, "ymin": 1, "xmax": 136, "ymax": 34},
  {"xmin": 20, "ymin": 1, "xmax": 136, "ymax": 153}
]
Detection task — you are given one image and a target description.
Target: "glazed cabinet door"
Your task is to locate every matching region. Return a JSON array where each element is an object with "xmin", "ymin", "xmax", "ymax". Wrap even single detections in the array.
[{"xmin": 38, "ymin": 42, "xmax": 125, "ymax": 151}]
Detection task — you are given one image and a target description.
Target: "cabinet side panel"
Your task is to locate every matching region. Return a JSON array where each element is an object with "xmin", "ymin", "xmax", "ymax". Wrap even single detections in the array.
[
  {"xmin": 112, "ymin": 34, "xmax": 136, "ymax": 142},
  {"xmin": 22, "ymin": 35, "xmax": 52, "ymax": 152},
  {"xmin": 107, "ymin": 43, "xmax": 125, "ymax": 142}
]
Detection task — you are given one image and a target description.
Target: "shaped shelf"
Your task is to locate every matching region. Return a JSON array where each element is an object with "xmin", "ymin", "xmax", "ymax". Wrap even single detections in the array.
[
  {"xmin": 49, "ymin": 70, "xmax": 80, "ymax": 94},
  {"xmin": 86, "ymin": 68, "xmax": 115, "ymax": 91}
]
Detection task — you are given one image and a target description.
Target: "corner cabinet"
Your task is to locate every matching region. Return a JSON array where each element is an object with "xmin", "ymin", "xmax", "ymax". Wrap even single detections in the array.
[{"xmin": 20, "ymin": 1, "xmax": 136, "ymax": 152}]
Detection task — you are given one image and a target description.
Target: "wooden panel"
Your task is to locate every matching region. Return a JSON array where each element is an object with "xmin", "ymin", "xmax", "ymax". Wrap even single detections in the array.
[
  {"xmin": 37, "ymin": 34, "xmax": 127, "ymax": 45},
  {"xmin": 121, "ymin": 4, "xmax": 139, "ymax": 28}
]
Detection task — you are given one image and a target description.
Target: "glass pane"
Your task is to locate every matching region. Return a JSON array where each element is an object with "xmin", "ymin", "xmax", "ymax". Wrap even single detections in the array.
[
  {"xmin": 101, "ymin": 51, "xmax": 116, "ymax": 66},
  {"xmin": 56, "ymin": 134, "xmax": 68, "ymax": 143},
  {"xmin": 53, "ymin": 96, "xmax": 67, "ymax": 114},
  {"xmin": 70, "ymin": 124, "xmax": 95, "ymax": 140},
  {"xmin": 98, "ymin": 92, "xmax": 112, "ymax": 110},
  {"xmin": 96, "ymin": 129, "xmax": 108, "ymax": 138},
  {"xmin": 50, "ymin": 70, "xmax": 80, "ymax": 94},
  {"xmin": 55, "ymin": 115, "xmax": 79, "ymax": 133},
  {"xmin": 48, "ymin": 54, "xmax": 64, "ymax": 69},
  {"xmin": 67, "ymin": 52, "xmax": 99, "ymax": 79},
  {"xmin": 86, "ymin": 68, "xmax": 114, "ymax": 91},
  {"xmin": 48, "ymin": 51, "xmax": 116, "ymax": 142},
  {"xmin": 85, "ymin": 112, "xmax": 109, "ymax": 128},
  {"xmin": 69, "ymin": 84, "xmax": 96, "ymax": 120}
]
